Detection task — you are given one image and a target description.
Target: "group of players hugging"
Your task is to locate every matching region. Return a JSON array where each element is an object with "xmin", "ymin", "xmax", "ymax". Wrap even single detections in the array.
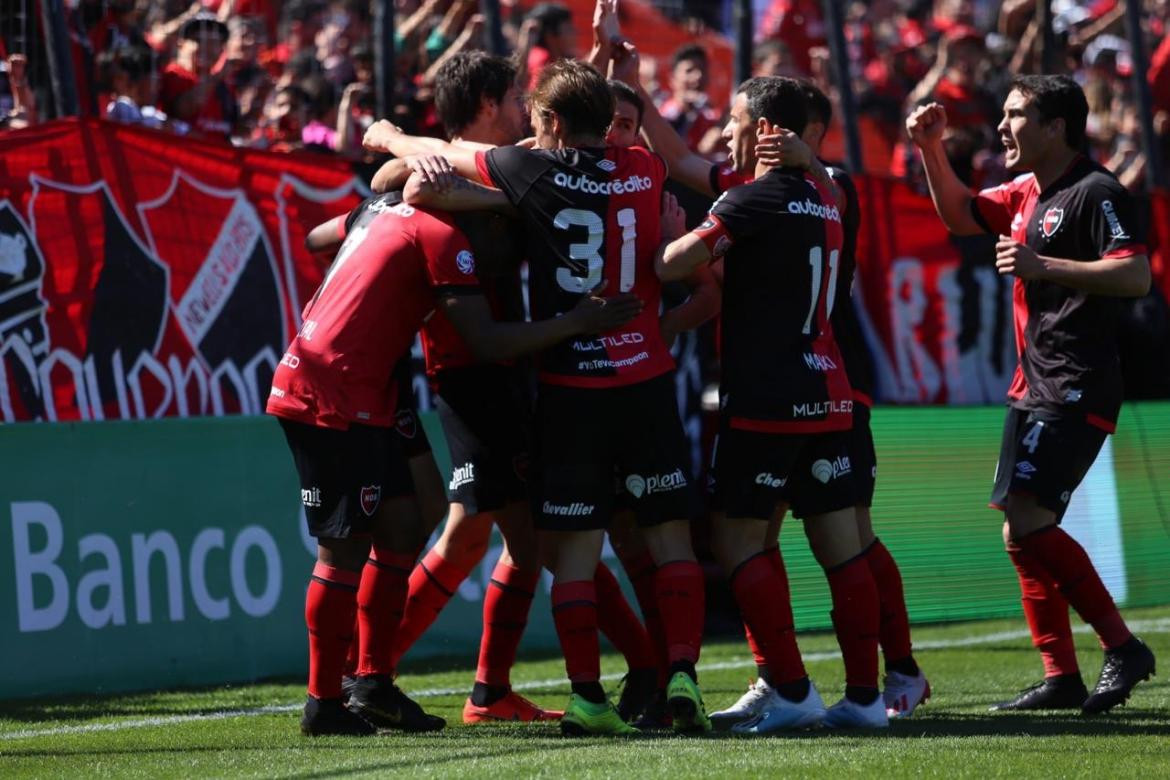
[{"xmin": 267, "ymin": 11, "xmax": 1156, "ymax": 738}]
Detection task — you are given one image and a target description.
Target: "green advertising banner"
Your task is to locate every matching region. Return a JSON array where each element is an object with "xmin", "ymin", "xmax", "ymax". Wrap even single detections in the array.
[{"xmin": 3, "ymin": 404, "xmax": 1169, "ymax": 699}]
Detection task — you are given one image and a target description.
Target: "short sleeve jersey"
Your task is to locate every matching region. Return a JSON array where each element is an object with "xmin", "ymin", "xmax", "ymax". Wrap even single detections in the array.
[
  {"xmin": 701, "ymin": 168, "xmax": 853, "ymax": 432},
  {"xmin": 826, "ymin": 165, "xmax": 874, "ymax": 405},
  {"xmin": 476, "ymin": 144, "xmax": 674, "ymax": 388},
  {"xmin": 266, "ymin": 198, "xmax": 479, "ymax": 429},
  {"xmin": 971, "ymin": 155, "xmax": 1148, "ymax": 428},
  {"xmin": 420, "ymin": 210, "xmax": 526, "ymax": 377}
]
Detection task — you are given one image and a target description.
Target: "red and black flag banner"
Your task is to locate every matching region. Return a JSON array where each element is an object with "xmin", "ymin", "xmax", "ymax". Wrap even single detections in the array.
[{"xmin": 1, "ymin": 119, "xmax": 1166, "ymax": 421}]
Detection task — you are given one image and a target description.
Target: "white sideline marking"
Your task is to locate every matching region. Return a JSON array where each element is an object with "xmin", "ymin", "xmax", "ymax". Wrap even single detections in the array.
[{"xmin": 4, "ymin": 618, "xmax": 1168, "ymax": 742}]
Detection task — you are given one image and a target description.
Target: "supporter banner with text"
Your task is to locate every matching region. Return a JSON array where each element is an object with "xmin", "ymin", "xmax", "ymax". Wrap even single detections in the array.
[
  {"xmin": 0, "ymin": 119, "xmax": 1165, "ymax": 421},
  {"xmin": 0, "ymin": 118, "xmax": 364, "ymax": 424}
]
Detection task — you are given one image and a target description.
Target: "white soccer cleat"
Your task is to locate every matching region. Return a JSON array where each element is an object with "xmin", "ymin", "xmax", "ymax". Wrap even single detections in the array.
[
  {"xmin": 710, "ymin": 678, "xmax": 776, "ymax": 730},
  {"xmin": 823, "ymin": 695, "xmax": 890, "ymax": 729},
  {"xmin": 883, "ymin": 670, "xmax": 930, "ymax": 719},
  {"xmin": 731, "ymin": 682, "xmax": 826, "ymax": 734}
]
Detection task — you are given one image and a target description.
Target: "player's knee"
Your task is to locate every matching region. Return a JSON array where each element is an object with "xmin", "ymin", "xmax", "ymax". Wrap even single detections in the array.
[
  {"xmin": 316, "ymin": 538, "xmax": 369, "ymax": 571},
  {"xmin": 642, "ymin": 519, "xmax": 695, "ymax": 566},
  {"xmin": 1004, "ymin": 495, "xmax": 1057, "ymax": 541},
  {"xmin": 435, "ymin": 509, "xmax": 493, "ymax": 567}
]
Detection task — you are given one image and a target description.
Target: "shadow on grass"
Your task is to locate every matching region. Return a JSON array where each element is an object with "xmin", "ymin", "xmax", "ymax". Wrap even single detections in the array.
[{"xmin": 0, "ymin": 647, "xmax": 576, "ymax": 725}]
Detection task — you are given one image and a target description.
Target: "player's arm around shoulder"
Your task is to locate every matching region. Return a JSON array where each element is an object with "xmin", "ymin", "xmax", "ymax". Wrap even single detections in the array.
[{"xmin": 402, "ymin": 169, "xmax": 517, "ymax": 216}]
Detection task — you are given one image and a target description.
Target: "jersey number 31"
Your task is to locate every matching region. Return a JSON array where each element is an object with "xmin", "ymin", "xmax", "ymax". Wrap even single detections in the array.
[{"xmin": 553, "ymin": 207, "xmax": 638, "ymax": 294}]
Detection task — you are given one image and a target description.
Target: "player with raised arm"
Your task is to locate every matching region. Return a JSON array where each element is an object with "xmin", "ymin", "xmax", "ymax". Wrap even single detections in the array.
[
  {"xmin": 269, "ymin": 183, "xmax": 641, "ymax": 736},
  {"xmin": 397, "ymin": 60, "xmax": 711, "ymax": 736},
  {"xmin": 358, "ymin": 52, "xmax": 684, "ymax": 725},
  {"xmin": 907, "ymin": 74, "xmax": 1155, "ymax": 714},
  {"xmin": 661, "ymin": 76, "xmax": 887, "ymax": 732},
  {"xmin": 712, "ymin": 84, "xmax": 928, "ymax": 724}
]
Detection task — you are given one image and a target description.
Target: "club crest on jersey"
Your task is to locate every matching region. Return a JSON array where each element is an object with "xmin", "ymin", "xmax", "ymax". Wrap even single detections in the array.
[
  {"xmin": 456, "ymin": 250, "xmax": 476, "ymax": 275},
  {"xmin": 1040, "ymin": 207, "xmax": 1064, "ymax": 238},
  {"xmin": 395, "ymin": 409, "xmax": 417, "ymax": 439},
  {"xmin": 360, "ymin": 485, "xmax": 381, "ymax": 516}
]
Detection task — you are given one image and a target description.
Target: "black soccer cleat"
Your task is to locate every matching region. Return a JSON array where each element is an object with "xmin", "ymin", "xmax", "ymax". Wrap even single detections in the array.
[
  {"xmin": 615, "ymin": 668, "xmax": 659, "ymax": 723},
  {"xmin": 1083, "ymin": 636, "xmax": 1156, "ymax": 715},
  {"xmin": 341, "ymin": 674, "xmax": 358, "ymax": 703},
  {"xmin": 347, "ymin": 674, "xmax": 446, "ymax": 732},
  {"xmin": 990, "ymin": 673, "xmax": 1088, "ymax": 711},
  {"xmin": 301, "ymin": 695, "xmax": 377, "ymax": 736},
  {"xmin": 632, "ymin": 689, "xmax": 670, "ymax": 731}
]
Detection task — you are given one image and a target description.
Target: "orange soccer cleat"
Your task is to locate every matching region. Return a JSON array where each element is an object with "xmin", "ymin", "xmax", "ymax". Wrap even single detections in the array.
[{"xmin": 462, "ymin": 691, "xmax": 565, "ymax": 724}]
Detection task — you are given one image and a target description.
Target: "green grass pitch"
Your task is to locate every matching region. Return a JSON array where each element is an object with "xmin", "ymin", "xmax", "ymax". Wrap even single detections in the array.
[{"xmin": 2, "ymin": 606, "xmax": 1167, "ymax": 778}]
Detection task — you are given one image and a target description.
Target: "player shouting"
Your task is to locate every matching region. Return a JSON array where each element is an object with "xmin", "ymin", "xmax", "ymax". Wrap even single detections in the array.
[{"xmin": 907, "ymin": 74, "xmax": 1155, "ymax": 713}]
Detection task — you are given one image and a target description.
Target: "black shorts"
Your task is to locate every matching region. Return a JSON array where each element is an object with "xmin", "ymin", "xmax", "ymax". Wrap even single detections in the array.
[
  {"xmin": 279, "ymin": 418, "xmax": 415, "ymax": 539},
  {"xmin": 533, "ymin": 372, "xmax": 695, "ymax": 531},
  {"xmin": 990, "ymin": 406, "xmax": 1108, "ymax": 522},
  {"xmin": 710, "ymin": 422, "xmax": 856, "ymax": 520},
  {"xmin": 433, "ymin": 365, "xmax": 531, "ymax": 515},
  {"xmin": 849, "ymin": 403, "xmax": 877, "ymax": 508},
  {"xmin": 392, "ymin": 358, "xmax": 431, "ymax": 459}
]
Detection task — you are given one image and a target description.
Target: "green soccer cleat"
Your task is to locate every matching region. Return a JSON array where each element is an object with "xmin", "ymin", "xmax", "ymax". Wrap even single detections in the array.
[
  {"xmin": 560, "ymin": 694, "xmax": 640, "ymax": 736},
  {"xmin": 666, "ymin": 671, "xmax": 712, "ymax": 734}
]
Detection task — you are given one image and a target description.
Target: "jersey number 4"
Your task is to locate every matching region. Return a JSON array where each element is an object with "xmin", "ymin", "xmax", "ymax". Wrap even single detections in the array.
[
  {"xmin": 803, "ymin": 247, "xmax": 841, "ymax": 334},
  {"xmin": 553, "ymin": 208, "xmax": 638, "ymax": 294}
]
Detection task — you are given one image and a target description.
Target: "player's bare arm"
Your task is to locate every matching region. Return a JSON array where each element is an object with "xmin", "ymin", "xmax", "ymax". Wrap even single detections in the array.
[
  {"xmin": 363, "ymin": 120, "xmax": 490, "ymax": 184},
  {"xmin": 304, "ymin": 215, "xmax": 346, "ymax": 254},
  {"xmin": 659, "ymin": 264, "xmax": 721, "ymax": 348},
  {"xmin": 906, "ymin": 102, "xmax": 983, "ymax": 236},
  {"xmin": 611, "ymin": 41, "xmax": 713, "ymax": 196},
  {"xmin": 403, "ymin": 170, "xmax": 518, "ymax": 216},
  {"xmin": 995, "ymin": 238, "xmax": 1151, "ymax": 297},
  {"xmin": 440, "ymin": 284, "xmax": 643, "ymax": 363},
  {"xmin": 370, "ymin": 157, "xmax": 410, "ymax": 193}
]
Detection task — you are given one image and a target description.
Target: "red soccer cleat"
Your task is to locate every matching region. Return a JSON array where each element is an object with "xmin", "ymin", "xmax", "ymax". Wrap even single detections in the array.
[{"xmin": 462, "ymin": 691, "xmax": 565, "ymax": 723}]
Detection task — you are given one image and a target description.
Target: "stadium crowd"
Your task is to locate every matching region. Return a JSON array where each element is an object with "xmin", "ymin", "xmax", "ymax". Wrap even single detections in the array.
[{"xmin": 0, "ymin": 0, "xmax": 1167, "ymax": 191}]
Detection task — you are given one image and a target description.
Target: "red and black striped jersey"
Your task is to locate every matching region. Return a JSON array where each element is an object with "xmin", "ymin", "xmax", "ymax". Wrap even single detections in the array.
[
  {"xmin": 267, "ymin": 197, "xmax": 479, "ymax": 429},
  {"xmin": 477, "ymin": 144, "xmax": 674, "ymax": 388},
  {"xmin": 971, "ymin": 155, "xmax": 1148, "ymax": 428},
  {"xmin": 700, "ymin": 168, "xmax": 852, "ymax": 433}
]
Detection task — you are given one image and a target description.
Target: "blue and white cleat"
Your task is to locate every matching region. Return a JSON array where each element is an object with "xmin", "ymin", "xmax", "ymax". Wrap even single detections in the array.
[
  {"xmin": 731, "ymin": 682, "xmax": 826, "ymax": 734},
  {"xmin": 823, "ymin": 695, "xmax": 889, "ymax": 729}
]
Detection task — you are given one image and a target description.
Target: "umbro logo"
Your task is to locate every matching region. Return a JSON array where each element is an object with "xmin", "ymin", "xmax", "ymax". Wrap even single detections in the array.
[
  {"xmin": 597, "ymin": 159, "xmax": 617, "ymax": 172},
  {"xmin": 1016, "ymin": 461, "xmax": 1037, "ymax": 474}
]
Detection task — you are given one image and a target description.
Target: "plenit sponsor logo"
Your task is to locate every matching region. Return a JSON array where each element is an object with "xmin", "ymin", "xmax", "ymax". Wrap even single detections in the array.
[
  {"xmin": 269, "ymin": 386, "xmax": 285, "ymax": 399},
  {"xmin": 542, "ymin": 501, "xmax": 595, "ymax": 517},
  {"xmin": 625, "ymin": 469, "xmax": 687, "ymax": 498},
  {"xmin": 279, "ymin": 352, "xmax": 300, "ymax": 369},
  {"xmin": 803, "ymin": 353, "xmax": 838, "ymax": 371},
  {"xmin": 299, "ymin": 319, "xmax": 318, "ymax": 341},
  {"xmin": 1101, "ymin": 200, "xmax": 1130, "ymax": 240},
  {"xmin": 553, "ymin": 172, "xmax": 653, "ymax": 195},
  {"xmin": 755, "ymin": 472, "xmax": 787, "ymax": 488},
  {"xmin": 792, "ymin": 399, "xmax": 853, "ymax": 418},
  {"xmin": 301, "ymin": 487, "xmax": 322, "ymax": 508},
  {"xmin": 811, "ymin": 456, "xmax": 851, "ymax": 484},
  {"xmin": 572, "ymin": 331, "xmax": 646, "ymax": 352},
  {"xmin": 449, "ymin": 462, "xmax": 475, "ymax": 491},
  {"xmin": 787, "ymin": 199, "xmax": 841, "ymax": 222}
]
